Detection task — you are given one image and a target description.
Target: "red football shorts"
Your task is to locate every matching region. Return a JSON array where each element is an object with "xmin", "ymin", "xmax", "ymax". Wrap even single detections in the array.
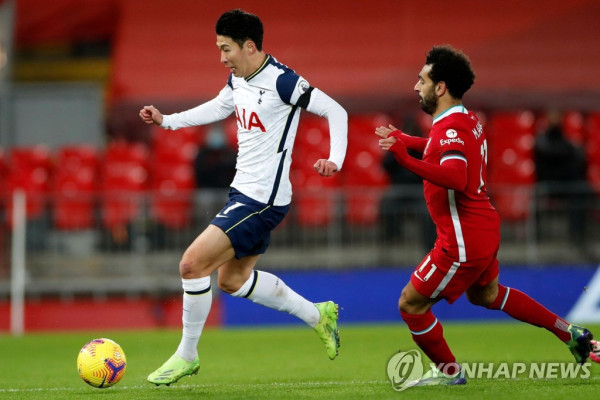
[{"xmin": 410, "ymin": 247, "xmax": 499, "ymax": 304}]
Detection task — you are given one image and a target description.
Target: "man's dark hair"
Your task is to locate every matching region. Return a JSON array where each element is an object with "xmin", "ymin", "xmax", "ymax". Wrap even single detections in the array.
[
  {"xmin": 216, "ymin": 9, "xmax": 264, "ymax": 51},
  {"xmin": 425, "ymin": 45, "xmax": 475, "ymax": 99}
]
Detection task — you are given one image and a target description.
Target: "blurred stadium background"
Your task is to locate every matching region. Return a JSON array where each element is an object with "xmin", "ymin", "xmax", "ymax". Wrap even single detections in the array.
[{"xmin": 0, "ymin": 0, "xmax": 599, "ymax": 333}]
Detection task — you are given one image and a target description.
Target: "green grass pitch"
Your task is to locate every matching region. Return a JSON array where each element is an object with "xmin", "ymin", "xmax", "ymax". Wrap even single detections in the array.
[{"xmin": 0, "ymin": 322, "xmax": 599, "ymax": 399}]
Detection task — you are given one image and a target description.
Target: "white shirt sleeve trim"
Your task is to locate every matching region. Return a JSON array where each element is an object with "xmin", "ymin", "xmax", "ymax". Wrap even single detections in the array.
[{"xmin": 440, "ymin": 154, "xmax": 467, "ymax": 165}]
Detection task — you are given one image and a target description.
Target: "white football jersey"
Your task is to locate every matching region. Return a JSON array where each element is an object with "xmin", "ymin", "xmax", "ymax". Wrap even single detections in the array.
[{"xmin": 161, "ymin": 55, "xmax": 347, "ymax": 206}]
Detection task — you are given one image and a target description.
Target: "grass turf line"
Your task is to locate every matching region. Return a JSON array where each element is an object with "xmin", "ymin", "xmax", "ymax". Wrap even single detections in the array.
[{"xmin": 0, "ymin": 322, "xmax": 599, "ymax": 399}]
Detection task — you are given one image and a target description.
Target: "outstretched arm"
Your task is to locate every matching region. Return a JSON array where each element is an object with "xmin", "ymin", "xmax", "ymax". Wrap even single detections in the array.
[
  {"xmin": 375, "ymin": 125, "xmax": 428, "ymax": 153},
  {"xmin": 378, "ymin": 135, "xmax": 467, "ymax": 190},
  {"xmin": 139, "ymin": 86, "xmax": 234, "ymax": 130},
  {"xmin": 304, "ymin": 88, "xmax": 348, "ymax": 176}
]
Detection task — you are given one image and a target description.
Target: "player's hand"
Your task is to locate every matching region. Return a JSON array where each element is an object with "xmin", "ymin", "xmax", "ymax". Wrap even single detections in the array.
[
  {"xmin": 378, "ymin": 135, "xmax": 398, "ymax": 151},
  {"xmin": 313, "ymin": 159, "xmax": 338, "ymax": 177},
  {"xmin": 139, "ymin": 105, "xmax": 164, "ymax": 125},
  {"xmin": 383, "ymin": 136, "xmax": 409, "ymax": 161},
  {"xmin": 374, "ymin": 124, "xmax": 399, "ymax": 139}
]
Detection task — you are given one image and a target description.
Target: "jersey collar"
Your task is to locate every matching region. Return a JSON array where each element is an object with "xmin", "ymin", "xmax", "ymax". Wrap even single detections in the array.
[
  {"xmin": 432, "ymin": 105, "xmax": 468, "ymax": 125},
  {"xmin": 245, "ymin": 54, "xmax": 271, "ymax": 81}
]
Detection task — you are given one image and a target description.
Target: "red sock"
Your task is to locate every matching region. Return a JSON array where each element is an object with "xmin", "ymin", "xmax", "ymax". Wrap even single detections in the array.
[
  {"xmin": 488, "ymin": 284, "xmax": 571, "ymax": 342},
  {"xmin": 401, "ymin": 310, "xmax": 459, "ymax": 375}
]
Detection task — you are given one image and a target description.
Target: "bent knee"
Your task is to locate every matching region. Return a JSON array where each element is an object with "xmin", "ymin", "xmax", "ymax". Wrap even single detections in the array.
[
  {"xmin": 466, "ymin": 289, "xmax": 497, "ymax": 307},
  {"xmin": 179, "ymin": 256, "xmax": 207, "ymax": 279},
  {"xmin": 217, "ymin": 276, "xmax": 241, "ymax": 294},
  {"xmin": 398, "ymin": 287, "xmax": 430, "ymax": 315}
]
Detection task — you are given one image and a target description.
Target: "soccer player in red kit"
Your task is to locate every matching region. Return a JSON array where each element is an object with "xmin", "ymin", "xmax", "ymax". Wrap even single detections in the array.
[{"xmin": 376, "ymin": 45, "xmax": 595, "ymax": 386}]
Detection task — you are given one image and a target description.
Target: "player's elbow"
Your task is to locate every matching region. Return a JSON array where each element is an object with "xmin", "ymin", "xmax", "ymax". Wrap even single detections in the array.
[
  {"xmin": 447, "ymin": 175, "xmax": 468, "ymax": 191},
  {"xmin": 339, "ymin": 105, "xmax": 348, "ymax": 121},
  {"xmin": 443, "ymin": 163, "xmax": 467, "ymax": 191},
  {"xmin": 326, "ymin": 103, "xmax": 347, "ymax": 125}
]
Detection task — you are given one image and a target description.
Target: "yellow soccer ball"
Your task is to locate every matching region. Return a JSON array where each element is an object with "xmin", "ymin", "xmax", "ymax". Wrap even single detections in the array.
[{"xmin": 77, "ymin": 338, "xmax": 127, "ymax": 388}]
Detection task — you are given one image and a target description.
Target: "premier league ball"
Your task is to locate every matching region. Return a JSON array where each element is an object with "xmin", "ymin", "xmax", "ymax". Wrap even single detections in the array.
[{"xmin": 77, "ymin": 338, "xmax": 127, "ymax": 388}]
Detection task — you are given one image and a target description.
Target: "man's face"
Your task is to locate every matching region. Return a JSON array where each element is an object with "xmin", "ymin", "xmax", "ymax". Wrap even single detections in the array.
[
  {"xmin": 414, "ymin": 64, "xmax": 438, "ymax": 115},
  {"xmin": 217, "ymin": 35, "xmax": 249, "ymax": 78}
]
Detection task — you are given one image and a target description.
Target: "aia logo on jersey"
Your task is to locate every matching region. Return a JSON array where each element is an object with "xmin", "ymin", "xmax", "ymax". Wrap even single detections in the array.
[{"xmin": 235, "ymin": 105, "xmax": 266, "ymax": 132}]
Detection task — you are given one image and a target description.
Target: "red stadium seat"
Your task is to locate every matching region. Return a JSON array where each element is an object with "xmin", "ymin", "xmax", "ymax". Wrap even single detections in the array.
[
  {"xmin": 291, "ymin": 167, "xmax": 338, "ymax": 227},
  {"xmin": 6, "ymin": 146, "xmax": 53, "ymax": 225},
  {"xmin": 295, "ymin": 115, "xmax": 330, "ymax": 160},
  {"xmin": 223, "ymin": 116, "xmax": 240, "ymax": 149},
  {"xmin": 345, "ymin": 113, "xmax": 392, "ymax": 186},
  {"xmin": 150, "ymin": 127, "xmax": 201, "ymax": 228},
  {"xmin": 586, "ymin": 112, "xmax": 600, "ymax": 194},
  {"xmin": 53, "ymin": 145, "xmax": 100, "ymax": 230},
  {"xmin": 344, "ymin": 114, "xmax": 392, "ymax": 226},
  {"xmin": 151, "ymin": 125, "xmax": 204, "ymax": 164},
  {"xmin": 486, "ymin": 111, "xmax": 536, "ymax": 221},
  {"xmin": 291, "ymin": 116, "xmax": 339, "ymax": 227},
  {"xmin": 562, "ymin": 110, "xmax": 586, "ymax": 146},
  {"xmin": 0, "ymin": 148, "xmax": 7, "ymax": 225},
  {"xmin": 151, "ymin": 163, "xmax": 195, "ymax": 229},
  {"xmin": 101, "ymin": 141, "xmax": 150, "ymax": 228},
  {"xmin": 0, "ymin": 147, "xmax": 7, "ymax": 197}
]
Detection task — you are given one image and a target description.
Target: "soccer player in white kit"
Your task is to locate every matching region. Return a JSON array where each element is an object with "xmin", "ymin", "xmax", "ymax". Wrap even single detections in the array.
[{"xmin": 139, "ymin": 9, "xmax": 347, "ymax": 385}]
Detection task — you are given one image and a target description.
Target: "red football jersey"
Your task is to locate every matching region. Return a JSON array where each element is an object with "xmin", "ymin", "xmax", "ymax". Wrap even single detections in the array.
[{"xmin": 422, "ymin": 106, "xmax": 501, "ymax": 261}]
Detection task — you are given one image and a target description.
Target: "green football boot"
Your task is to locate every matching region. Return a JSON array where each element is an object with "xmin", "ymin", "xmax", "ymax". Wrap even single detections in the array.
[
  {"xmin": 314, "ymin": 301, "xmax": 340, "ymax": 360},
  {"xmin": 147, "ymin": 354, "xmax": 200, "ymax": 386},
  {"xmin": 567, "ymin": 324, "xmax": 594, "ymax": 364}
]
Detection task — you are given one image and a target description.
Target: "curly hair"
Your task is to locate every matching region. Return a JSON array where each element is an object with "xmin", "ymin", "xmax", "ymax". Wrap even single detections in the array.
[
  {"xmin": 425, "ymin": 45, "xmax": 475, "ymax": 99},
  {"xmin": 216, "ymin": 9, "xmax": 264, "ymax": 51}
]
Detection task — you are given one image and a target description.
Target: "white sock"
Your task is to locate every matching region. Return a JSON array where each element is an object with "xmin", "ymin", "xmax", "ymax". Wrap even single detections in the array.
[
  {"xmin": 231, "ymin": 270, "xmax": 320, "ymax": 328},
  {"xmin": 175, "ymin": 276, "xmax": 212, "ymax": 362}
]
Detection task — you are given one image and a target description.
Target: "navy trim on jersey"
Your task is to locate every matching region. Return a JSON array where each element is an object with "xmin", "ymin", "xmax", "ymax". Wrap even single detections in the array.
[
  {"xmin": 268, "ymin": 100, "xmax": 299, "ymax": 204},
  {"xmin": 227, "ymin": 74, "xmax": 233, "ymax": 89},
  {"xmin": 296, "ymin": 86, "xmax": 314, "ymax": 109},
  {"xmin": 276, "ymin": 72, "xmax": 301, "ymax": 104},
  {"xmin": 268, "ymin": 149, "xmax": 288, "ymax": 205},
  {"xmin": 277, "ymin": 105, "xmax": 298, "ymax": 153},
  {"xmin": 246, "ymin": 55, "xmax": 272, "ymax": 81},
  {"xmin": 269, "ymin": 56, "xmax": 295, "ymax": 74},
  {"xmin": 243, "ymin": 270, "xmax": 259, "ymax": 298}
]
